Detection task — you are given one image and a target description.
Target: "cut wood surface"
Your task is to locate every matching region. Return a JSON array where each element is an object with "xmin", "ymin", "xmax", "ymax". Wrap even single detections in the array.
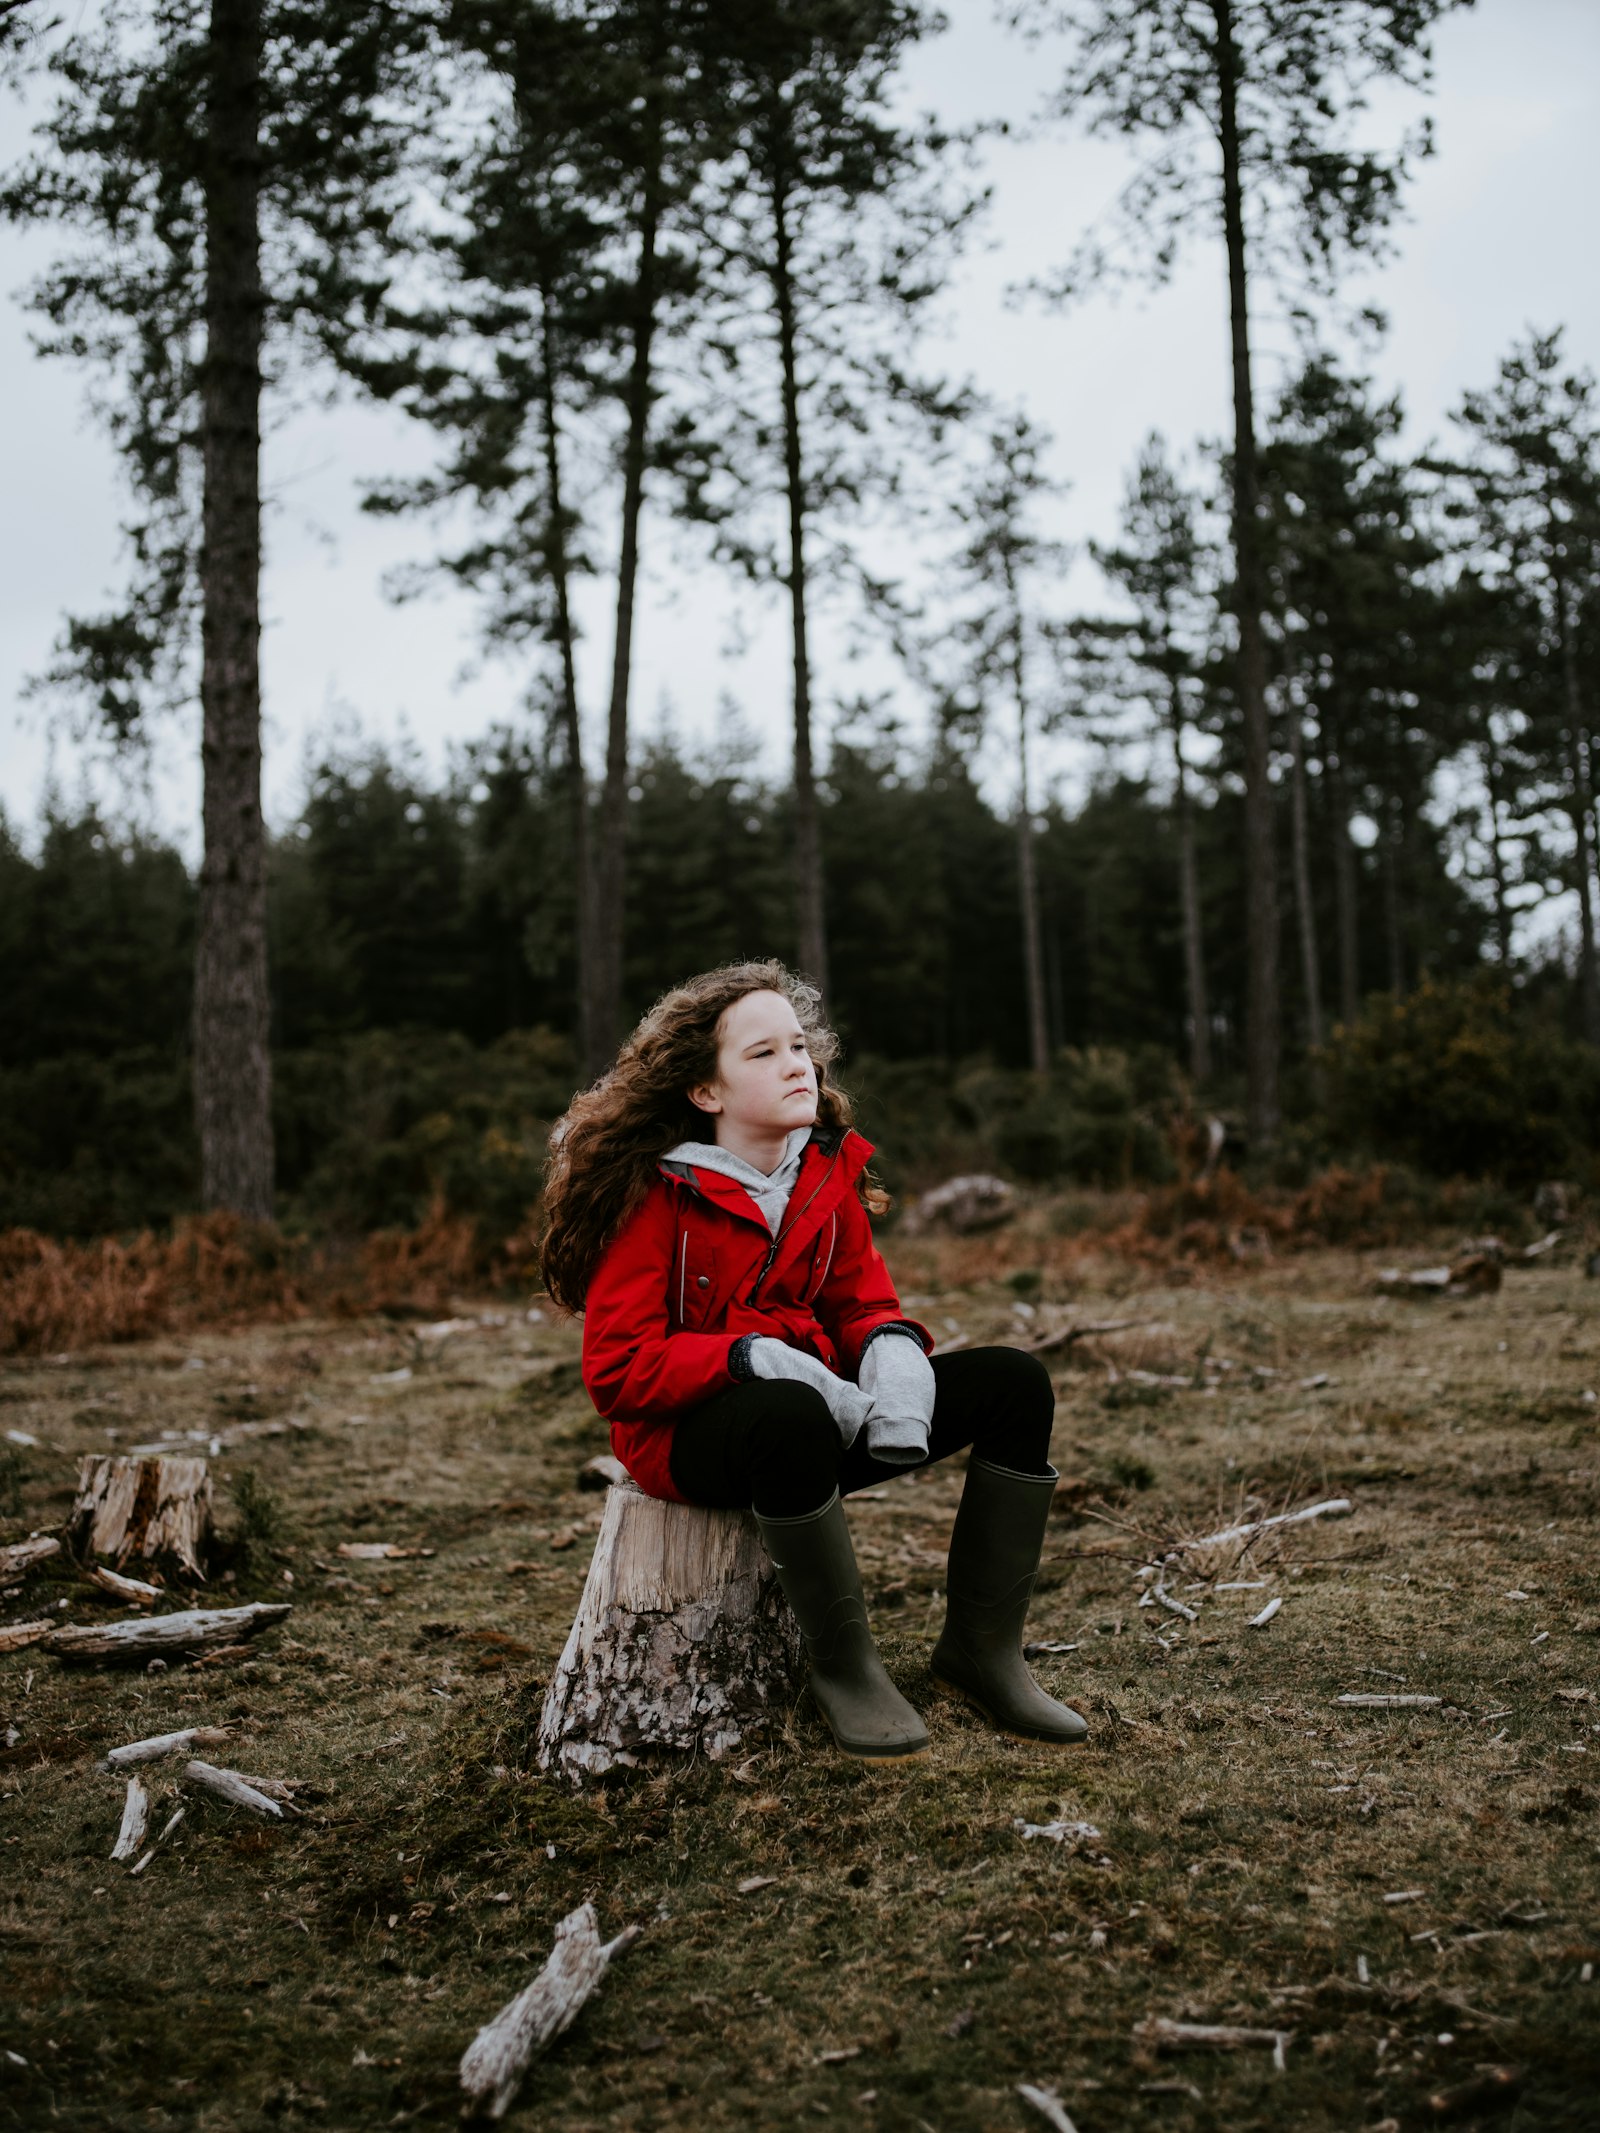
[
  {"xmin": 84, "ymin": 1564, "xmax": 162, "ymax": 1606},
  {"xmin": 106, "ymin": 1725, "xmax": 232, "ymax": 1767},
  {"xmin": 0, "ymin": 1536, "xmax": 61, "ymax": 1579},
  {"xmin": 182, "ymin": 1760, "xmax": 289, "ymax": 1818},
  {"xmin": 110, "ymin": 1775, "xmax": 149, "ymax": 1862},
  {"xmin": 68, "ymin": 1455, "xmax": 213, "ymax": 1580},
  {"xmin": 47, "ymin": 1601, "xmax": 290, "ymax": 1663},
  {"xmin": 459, "ymin": 1901, "xmax": 641, "ymax": 2121},
  {"xmin": 535, "ymin": 1478, "xmax": 802, "ymax": 1784},
  {"xmin": 0, "ymin": 1618, "xmax": 55, "ymax": 1653}
]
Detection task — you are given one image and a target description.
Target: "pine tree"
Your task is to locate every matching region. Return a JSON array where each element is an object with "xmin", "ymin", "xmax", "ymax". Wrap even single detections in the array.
[
  {"xmin": 1026, "ymin": 0, "xmax": 1465, "ymax": 1145},
  {"xmin": 2, "ymin": 0, "xmax": 430, "ymax": 1213}
]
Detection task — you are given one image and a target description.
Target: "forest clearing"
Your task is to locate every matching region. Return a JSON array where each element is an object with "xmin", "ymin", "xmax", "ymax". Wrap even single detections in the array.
[{"xmin": 2, "ymin": 1219, "xmax": 1596, "ymax": 2133}]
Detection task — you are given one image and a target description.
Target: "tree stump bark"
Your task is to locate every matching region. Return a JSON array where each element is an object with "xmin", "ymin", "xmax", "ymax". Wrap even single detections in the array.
[
  {"xmin": 67, "ymin": 1456, "xmax": 213, "ymax": 1582},
  {"xmin": 535, "ymin": 1479, "xmax": 802, "ymax": 1784}
]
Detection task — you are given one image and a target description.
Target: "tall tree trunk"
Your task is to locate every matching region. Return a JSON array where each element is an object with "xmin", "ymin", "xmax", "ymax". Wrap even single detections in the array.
[
  {"xmin": 1212, "ymin": 0, "xmax": 1280, "ymax": 1148},
  {"xmin": 538, "ymin": 295, "xmax": 598, "ymax": 1078},
  {"xmin": 1481, "ymin": 709, "xmax": 1513, "ymax": 966},
  {"xmin": 1286, "ymin": 700, "xmax": 1324, "ymax": 1053},
  {"xmin": 1166, "ymin": 665, "xmax": 1211, "ymax": 1082},
  {"xmin": 1554, "ymin": 562, "xmax": 1600, "ymax": 1042},
  {"xmin": 591, "ymin": 120, "xmax": 662, "ymax": 1063},
  {"xmin": 1322, "ymin": 707, "xmax": 1361, "ymax": 1026},
  {"xmin": 1005, "ymin": 571, "xmax": 1049, "ymax": 1077},
  {"xmin": 194, "ymin": 0, "xmax": 272, "ymax": 1220},
  {"xmin": 770, "ymin": 148, "xmax": 828, "ymax": 996},
  {"xmin": 1382, "ymin": 793, "xmax": 1406, "ymax": 998}
]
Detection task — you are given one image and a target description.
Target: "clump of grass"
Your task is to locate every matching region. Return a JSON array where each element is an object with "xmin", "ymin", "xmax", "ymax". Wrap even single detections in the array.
[{"xmin": 227, "ymin": 1467, "xmax": 287, "ymax": 1570}]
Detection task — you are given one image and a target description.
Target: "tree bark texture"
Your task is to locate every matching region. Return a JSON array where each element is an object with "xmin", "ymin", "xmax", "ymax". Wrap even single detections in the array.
[
  {"xmin": 68, "ymin": 1454, "xmax": 214, "ymax": 1582},
  {"xmin": 539, "ymin": 295, "xmax": 599, "ymax": 1078},
  {"xmin": 535, "ymin": 1479, "xmax": 803, "ymax": 1785},
  {"xmin": 1322, "ymin": 712, "xmax": 1362, "ymax": 1026},
  {"xmin": 770, "ymin": 144, "xmax": 829, "ymax": 998},
  {"xmin": 195, "ymin": 0, "xmax": 273, "ymax": 1218},
  {"xmin": 1382, "ymin": 793, "xmax": 1406, "ymax": 997},
  {"xmin": 591, "ymin": 116, "xmax": 663, "ymax": 1063},
  {"xmin": 1005, "ymin": 564, "xmax": 1050, "ymax": 1077},
  {"xmin": 1554, "ymin": 562, "xmax": 1600, "ymax": 1042},
  {"xmin": 1168, "ymin": 667, "xmax": 1212, "ymax": 1081},
  {"xmin": 1286, "ymin": 703, "xmax": 1324, "ymax": 1053},
  {"xmin": 1212, "ymin": 0, "xmax": 1280, "ymax": 1146}
]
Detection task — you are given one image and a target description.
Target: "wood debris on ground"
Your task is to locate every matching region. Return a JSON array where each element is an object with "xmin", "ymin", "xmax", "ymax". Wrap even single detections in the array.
[
  {"xmin": 83, "ymin": 1564, "xmax": 162, "ymax": 1606},
  {"xmin": 0, "ymin": 1536, "xmax": 60, "ymax": 1580},
  {"xmin": 67, "ymin": 1454, "xmax": 213, "ymax": 1581},
  {"xmin": 105, "ymin": 1726, "xmax": 232, "ymax": 1767},
  {"xmin": 1136, "ymin": 2016, "xmax": 1293, "ymax": 2072},
  {"xmin": 109, "ymin": 1775, "xmax": 149, "ymax": 1862},
  {"xmin": 1016, "ymin": 2082, "xmax": 1079, "ymax": 2133},
  {"xmin": 47, "ymin": 1602, "xmax": 291, "ymax": 1663},
  {"xmin": 458, "ymin": 1902, "xmax": 641, "ymax": 2121},
  {"xmin": 335, "ymin": 1541, "xmax": 434, "ymax": 1560},
  {"xmin": 182, "ymin": 1760, "xmax": 295, "ymax": 1819}
]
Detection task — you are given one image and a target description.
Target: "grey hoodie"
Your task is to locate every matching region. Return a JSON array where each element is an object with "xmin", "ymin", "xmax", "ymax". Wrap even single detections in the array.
[{"xmin": 659, "ymin": 1125, "xmax": 813, "ymax": 1236}]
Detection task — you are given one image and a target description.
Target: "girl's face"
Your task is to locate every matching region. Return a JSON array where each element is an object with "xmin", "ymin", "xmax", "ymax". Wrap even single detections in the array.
[{"xmin": 689, "ymin": 989, "xmax": 819, "ymax": 1144}]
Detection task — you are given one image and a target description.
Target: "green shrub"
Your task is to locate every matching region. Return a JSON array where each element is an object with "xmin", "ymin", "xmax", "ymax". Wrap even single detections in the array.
[{"xmin": 1321, "ymin": 975, "xmax": 1600, "ymax": 1184}]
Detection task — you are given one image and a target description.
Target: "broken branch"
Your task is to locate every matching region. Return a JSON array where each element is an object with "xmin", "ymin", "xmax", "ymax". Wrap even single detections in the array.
[
  {"xmin": 182, "ymin": 1760, "xmax": 289, "ymax": 1819},
  {"xmin": 106, "ymin": 1726, "xmax": 232, "ymax": 1768},
  {"xmin": 459, "ymin": 1903, "xmax": 641, "ymax": 2121},
  {"xmin": 110, "ymin": 1775, "xmax": 150, "ymax": 1862},
  {"xmin": 47, "ymin": 1602, "xmax": 290, "ymax": 1663}
]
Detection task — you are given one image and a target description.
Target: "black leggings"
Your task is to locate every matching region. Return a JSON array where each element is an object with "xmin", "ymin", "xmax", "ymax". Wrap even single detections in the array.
[{"xmin": 667, "ymin": 1344, "xmax": 1055, "ymax": 1518}]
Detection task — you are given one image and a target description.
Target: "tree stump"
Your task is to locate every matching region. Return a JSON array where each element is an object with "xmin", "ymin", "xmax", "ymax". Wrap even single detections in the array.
[
  {"xmin": 67, "ymin": 1456, "xmax": 213, "ymax": 1582},
  {"xmin": 535, "ymin": 1478, "xmax": 802, "ymax": 1784}
]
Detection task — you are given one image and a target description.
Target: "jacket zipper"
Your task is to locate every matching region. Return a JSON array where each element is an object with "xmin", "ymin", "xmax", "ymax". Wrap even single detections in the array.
[{"xmin": 746, "ymin": 1156, "xmax": 838, "ymax": 1305}]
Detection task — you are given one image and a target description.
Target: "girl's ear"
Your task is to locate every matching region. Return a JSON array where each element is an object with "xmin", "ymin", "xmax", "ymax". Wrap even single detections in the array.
[{"xmin": 687, "ymin": 1081, "xmax": 722, "ymax": 1116}]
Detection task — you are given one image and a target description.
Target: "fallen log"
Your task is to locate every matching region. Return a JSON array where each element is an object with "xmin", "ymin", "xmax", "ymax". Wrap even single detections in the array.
[
  {"xmin": 67, "ymin": 1455, "xmax": 213, "ymax": 1580},
  {"xmin": 459, "ymin": 1902, "xmax": 641, "ymax": 2121},
  {"xmin": 110, "ymin": 1775, "xmax": 150, "ymax": 1862},
  {"xmin": 1137, "ymin": 2017, "xmax": 1291, "ymax": 2072},
  {"xmin": 535, "ymin": 1478, "xmax": 802, "ymax": 1784},
  {"xmin": 182, "ymin": 1760, "xmax": 289, "ymax": 1819},
  {"xmin": 0, "ymin": 1618, "xmax": 55, "ymax": 1654},
  {"xmin": 1336, "ymin": 1693, "xmax": 1441, "ymax": 1709},
  {"xmin": 47, "ymin": 1602, "xmax": 290, "ymax": 1664},
  {"xmin": 106, "ymin": 1725, "xmax": 232, "ymax": 1767},
  {"xmin": 0, "ymin": 1536, "xmax": 61, "ymax": 1580}
]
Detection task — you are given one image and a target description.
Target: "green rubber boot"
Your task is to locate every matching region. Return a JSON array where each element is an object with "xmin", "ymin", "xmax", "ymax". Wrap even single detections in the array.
[
  {"xmin": 756, "ymin": 1492, "xmax": 929, "ymax": 1763},
  {"xmin": 930, "ymin": 1456, "xmax": 1089, "ymax": 1744}
]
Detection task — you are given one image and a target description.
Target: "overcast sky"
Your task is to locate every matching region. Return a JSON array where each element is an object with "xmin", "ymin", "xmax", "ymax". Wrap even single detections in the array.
[{"xmin": 2, "ymin": 0, "xmax": 1597, "ymax": 859}]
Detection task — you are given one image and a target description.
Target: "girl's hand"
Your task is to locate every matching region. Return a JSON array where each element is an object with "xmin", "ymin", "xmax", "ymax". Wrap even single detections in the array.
[
  {"xmin": 858, "ymin": 1330, "xmax": 935, "ymax": 1467},
  {"xmin": 743, "ymin": 1335, "xmax": 875, "ymax": 1445}
]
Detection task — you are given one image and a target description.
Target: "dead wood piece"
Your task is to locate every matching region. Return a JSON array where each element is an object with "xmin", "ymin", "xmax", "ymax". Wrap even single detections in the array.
[
  {"xmin": 898, "ymin": 1173, "xmax": 1016, "ymax": 1237},
  {"xmin": 1248, "ymin": 1597, "xmax": 1283, "ymax": 1627},
  {"xmin": 336, "ymin": 1541, "xmax": 432, "ymax": 1560},
  {"xmin": 1137, "ymin": 2017, "xmax": 1290, "ymax": 2071},
  {"xmin": 1447, "ymin": 1251, "xmax": 1502, "ymax": 1296},
  {"xmin": 182, "ymin": 1760, "xmax": 288, "ymax": 1818},
  {"xmin": 1151, "ymin": 1580, "xmax": 1198, "ymax": 1623},
  {"xmin": 535, "ymin": 1479, "xmax": 802, "ymax": 1784},
  {"xmin": 68, "ymin": 1455, "xmax": 213, "ymax": 1580},
  {"xmin": 1374, "ymin": 1264, "xmax": 1451, "ymax": 1296},
  {"xmin": 0, "ymin": 1537, "xmax": 60, "ymax": 1580},
  {"xmin": 0, "ymin": 1619, "xmax": 55, "ymax": 1654},
  {"xmin": 110, "ymin": 1775, "xmax": 150, "ymax": 1862},
  {"xmin": 1017, "ymin": 2084, "xmax": 1079, "ymax": 2133},
  {"xmin": 1014, "ymin": 1818, "xmax": 1102, "ymax": 1846},
  {"xmin": 1172, "ymin": 1498, "xmax": 1353, "ymax": 1562},
  {"xmin": 85, "ymin": 1564, "xmax": 162, "ymax": 1606},
  {"xmin": 48, "ymin": 1602, "xmax": 290, "ymax": 1664},
  {"xmin": 459, "ymin": 1902, "xmax": 641, "ymax": 2121},
  {"xmin": 107, "ymin": 1726, "xmax": 231, "ymax": 1767},
  {"xmin": 1336, "ymin": 1693, "xmax": 1441, "ymax": 1709},
  {"xmin": 578, "ymin": 1454, "xmax": 629, "ymax": 1491},
  {"xmin": 1026, "ymin": 1317, "xmax": 1150, "ymax": 1358}
]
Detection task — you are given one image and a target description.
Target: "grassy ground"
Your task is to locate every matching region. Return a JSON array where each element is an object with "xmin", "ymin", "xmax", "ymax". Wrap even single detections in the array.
[{"xmin": 2, "ymin": 1225, "xmax": 1598, "ymax": 2133}]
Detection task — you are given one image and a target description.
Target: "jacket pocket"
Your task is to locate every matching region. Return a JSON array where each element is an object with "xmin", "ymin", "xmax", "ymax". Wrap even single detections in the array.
[
  {"xmin": 799, "ymin": 1213, "xmax": 838, "ymax": 1306},
  {"xmin": 675, "ymin": 1229, "xmax": 720, "ymax": 1329}
]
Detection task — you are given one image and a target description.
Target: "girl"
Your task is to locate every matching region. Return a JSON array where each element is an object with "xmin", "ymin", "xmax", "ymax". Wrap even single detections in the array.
[{"xmin": 541, "ymin": 960, "xmax": 1087, "ymax": 1763}]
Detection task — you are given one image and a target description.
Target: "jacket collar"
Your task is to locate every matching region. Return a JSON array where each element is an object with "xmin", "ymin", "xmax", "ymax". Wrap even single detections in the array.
[{"xmin": 659, "ymin": 1124, "xmax": 870, "ymax": 1239}]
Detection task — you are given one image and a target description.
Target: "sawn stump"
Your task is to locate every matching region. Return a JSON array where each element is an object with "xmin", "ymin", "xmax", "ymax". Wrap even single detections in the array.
[{"xmin": 535, "ymin": 1476, "xmax": 803, "ymax": 1784}]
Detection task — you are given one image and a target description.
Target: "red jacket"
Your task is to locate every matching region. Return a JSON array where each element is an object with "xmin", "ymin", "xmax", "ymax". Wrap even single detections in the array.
[{"xmin": 582, "ymin": 1125, "xmax": 928, "ymax": 1501}]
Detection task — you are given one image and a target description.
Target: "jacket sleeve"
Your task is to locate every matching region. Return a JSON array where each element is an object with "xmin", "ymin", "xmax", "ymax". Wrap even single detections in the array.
[
  {"xmin": 582, "ymin": 1186, "xmax": 740, "ymax": 1421},
  {"xmin": 812, "ymin": 1190, "xmax": 932, "ymax": 1376}
]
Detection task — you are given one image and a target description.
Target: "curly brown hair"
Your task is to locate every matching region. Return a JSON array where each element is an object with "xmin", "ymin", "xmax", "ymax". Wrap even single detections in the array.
[{"xmin": 539, "ymin": 960, "xmax": 876, "ymax": 1313}]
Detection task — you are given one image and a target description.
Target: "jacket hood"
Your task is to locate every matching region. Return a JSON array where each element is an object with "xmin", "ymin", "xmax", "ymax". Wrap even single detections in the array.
[{"xmin": 658, "ymin": 1125, "xmax": 813, "ymax": 1235}]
